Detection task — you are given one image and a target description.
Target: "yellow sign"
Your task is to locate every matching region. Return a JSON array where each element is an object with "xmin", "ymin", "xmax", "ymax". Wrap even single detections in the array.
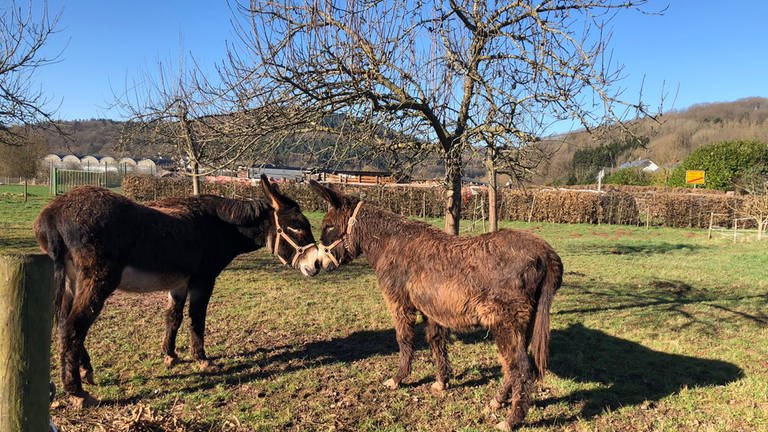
[{"xmin": 685, "ymin": 170, "xmax": 705, "ymax": 185}]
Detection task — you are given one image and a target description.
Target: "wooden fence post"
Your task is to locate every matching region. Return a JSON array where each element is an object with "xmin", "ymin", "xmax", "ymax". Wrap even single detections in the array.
[{"xmin": 0, "ymin": 254, "xmax": 54, "ymax": 432}]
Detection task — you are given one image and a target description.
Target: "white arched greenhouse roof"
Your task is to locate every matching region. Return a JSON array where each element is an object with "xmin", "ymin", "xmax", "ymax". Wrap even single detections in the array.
[
  {"xmin": 80, "ymin": 155, "xmax": 100, "ymax": 169},
  {"xmin": 61, "ymin": 155, "xmax": 82, "ymax": 168},
  {"xmin": 43, "ymin": 154, "xmax": 62, "ymax": 166},
  {"xmin": 136, "ymin": 159, "xmax": 157, "ymax": 174}
]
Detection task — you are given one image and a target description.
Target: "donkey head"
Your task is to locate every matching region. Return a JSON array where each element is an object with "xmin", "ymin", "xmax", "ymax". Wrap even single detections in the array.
[
  {"xmin": 308, "ymin": 180, "xmax": 363, "ymax": 271},
  {"xmin": 261, "ymin": 175, "xmax": 319, "ymax": 277}
]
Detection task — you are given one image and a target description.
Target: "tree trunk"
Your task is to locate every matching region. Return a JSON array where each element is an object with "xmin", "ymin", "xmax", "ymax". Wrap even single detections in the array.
[
  {"xmin": 444, "ymin": 149, "xmax": 462, "ymax": 235},
  {"xmin": 191, "ymin": 160, "xmax": 200, "ymax": 196},
  {"xmin": 485, "ymin": 147, "xmax": 499, "ymax": 232},
  {"xmin": 23, "ymin": 179, "xmax": 28, "ymax": 203},
  {"xmin": 0, "ymin": 254, "xmax": 54, "ymax": 432},
  {"xmin": 488, "ymin": 165, "xmax": 498, "ymax": 232}
]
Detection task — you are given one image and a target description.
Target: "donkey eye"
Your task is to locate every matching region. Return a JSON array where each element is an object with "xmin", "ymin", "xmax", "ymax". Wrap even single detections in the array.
[{"xmin": 324, "ymin": 226, "xmax": 336, "ymax": 233}]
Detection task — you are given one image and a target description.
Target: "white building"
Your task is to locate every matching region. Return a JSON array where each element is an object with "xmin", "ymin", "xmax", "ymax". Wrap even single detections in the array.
[{"xmin": 618, "ymin": 159, "xmax": 660, "ymax": 173}]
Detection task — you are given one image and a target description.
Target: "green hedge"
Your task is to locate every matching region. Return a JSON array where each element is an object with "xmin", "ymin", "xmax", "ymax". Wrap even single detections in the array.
[
  {"xmin": 604, "ymin": 168, "xmax": 652, "ymax": 186},
  {"xmin": 668, "ymin": 139, "xmax": 768, "ymax": 190}
]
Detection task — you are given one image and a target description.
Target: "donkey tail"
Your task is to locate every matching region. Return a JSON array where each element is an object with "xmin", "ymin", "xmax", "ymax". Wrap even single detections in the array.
[
  {"xmin": 33, "ymin": 212, "xmax": 69, "ymax": 325},
  {"xmin": 529, "ymin": 251, "xmax": 563, "ymax": 380}
]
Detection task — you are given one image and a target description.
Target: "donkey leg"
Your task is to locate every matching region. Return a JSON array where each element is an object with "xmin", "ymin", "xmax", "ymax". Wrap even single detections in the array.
[
  {"xmin": 162, "ymin": 286, "xmax": 188, "ymax": 367},
  {"xmin": 187, "ymin": 278, "xmax": 218, "ymax": 372},
  {"xmin": 79, "ymin": 346, "xmax": 95, "ymax": 385},
  {"xmin": 60, "ymin": 268, "xmax": 116, "ymax": 407},
  {"xmin": 61, "ymin": 274, "xmax": 95, "ymax": 385},
  {"xmin": 425, "ymin": 318, "xmax": 451, "ymax": 394},
  {"xmin": 383, "ymin": 299, "xmax": 417, "ymax": 389},
  {"xmin": 492, "ymin": 326, "xmax": 534, "ymax": 431}
]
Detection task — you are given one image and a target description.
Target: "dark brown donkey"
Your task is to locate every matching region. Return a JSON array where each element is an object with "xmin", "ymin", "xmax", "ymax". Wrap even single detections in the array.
[
  {"xmin": 309, "ymin": 181, "xmax": 562, "ymax": 431},
  {"xmin": 34, "ymin": 176, "xmax": 318, "ymax": 407}
]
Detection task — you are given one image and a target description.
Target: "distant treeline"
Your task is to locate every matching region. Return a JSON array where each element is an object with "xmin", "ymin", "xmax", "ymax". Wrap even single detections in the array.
[{"xmin": 35, "ymin": 97, "xmax": 768, "ymax": 185}]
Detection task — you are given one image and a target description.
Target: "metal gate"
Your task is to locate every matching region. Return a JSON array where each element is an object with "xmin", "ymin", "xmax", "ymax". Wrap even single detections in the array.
[{"xmin": 50, "ymin": 167, "xmax": 107, "ymax": 195}]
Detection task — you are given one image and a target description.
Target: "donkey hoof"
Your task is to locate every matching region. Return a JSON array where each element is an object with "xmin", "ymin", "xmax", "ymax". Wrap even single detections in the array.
[
  {"xmin": 383, "ymin": 378, "xmax": 399, "ymax": 390},
  {"xmin": 164, "ymin": 355, "xmax": 179, "ymax": 367},
  {"xmin": 70, "ymin": 392, "xmax": 99, "ymax": 409},
  {"xmin": 495, "ymin": 420, "xmax": 512, "ymax": 431},
  {"xmin": 80, "ymin": 369, "xmax": 95, "ymax": 385},
  {"xmin": 198, "ymin": 360, "xmax": 220, "ymax": 373},
  {"xmin": 430, "ymin": 381, "xmax": 447, "ymax": 395}
]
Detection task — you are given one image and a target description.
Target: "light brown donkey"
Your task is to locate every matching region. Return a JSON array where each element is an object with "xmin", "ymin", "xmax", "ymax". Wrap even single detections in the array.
[{"xmin": 309, "ymin": 181, "xmax": 563, "ymax": 431}]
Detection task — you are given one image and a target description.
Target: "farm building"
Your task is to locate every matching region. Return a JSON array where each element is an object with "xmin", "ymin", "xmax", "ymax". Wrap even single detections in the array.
[
  {"xmin": 247, "ymin": 165, "xmax": 396, "ymax": 185},
  {"xmin": 313, "ymin": 168, "xmax": 395, "ymax": 185},
  {"xmin": 248, "ymin": 165, "xmax": 308, "ymax": 182},
  {"xmin": 618, "ymin": 159, "xmax": 660, "ymax": 173}
]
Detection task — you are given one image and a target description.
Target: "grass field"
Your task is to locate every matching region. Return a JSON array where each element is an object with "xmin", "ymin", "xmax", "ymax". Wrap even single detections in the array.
[{"xmin": 1, "ymin": 185, "xmax": 766, "ymax": 431}]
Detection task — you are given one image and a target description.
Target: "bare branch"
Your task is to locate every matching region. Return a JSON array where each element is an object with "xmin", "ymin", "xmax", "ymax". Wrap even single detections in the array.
[
  {"xmin": 226, "ymin": 0, "xmax": 660, "ymax": 231},
  {"xmin": 0, "ymin": 0, "xmax": 64, "ymax": 145}
]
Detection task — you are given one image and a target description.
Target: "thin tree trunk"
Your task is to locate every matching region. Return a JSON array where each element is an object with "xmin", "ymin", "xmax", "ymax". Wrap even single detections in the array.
[
  {"xmin": 488, "ymin": 166, "xmax": 498, "ymax": 232},
  {"xmin": 191, "ymin": 160, "xmax": 200, "ymax": 196},
  {"xmin": 444, "ymin": 149, "xmax": 462, "ymax": 235},
  {"xmin": 486, "ymin": 147, "xmax": 499, "ymax": 232}
]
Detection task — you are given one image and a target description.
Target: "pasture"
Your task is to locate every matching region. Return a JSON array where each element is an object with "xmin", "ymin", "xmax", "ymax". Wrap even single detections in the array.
[{"xmin": 0, "ymin": 185, "xmax": 766, "ymax": 431}]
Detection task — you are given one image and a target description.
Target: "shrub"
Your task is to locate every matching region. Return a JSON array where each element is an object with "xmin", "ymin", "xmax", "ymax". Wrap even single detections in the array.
[
  {"xmin": 649, "ymin": 168, "xmax": 671, "ymax": 187},
  {"xmin": 604, "ymin": 168, "xmax": 652, "ymax": 186},
  {"xmin": 667, "ymin": 139, "xmax": 768, "ymax": 190}
]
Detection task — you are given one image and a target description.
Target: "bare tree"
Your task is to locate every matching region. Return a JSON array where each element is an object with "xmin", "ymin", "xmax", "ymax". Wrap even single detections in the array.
[
  {"xmin": 478, "ymin": 132, "xmax": 550, "ymax": 231},
  {"xmin": 231, "ymin": 0, "xmax": 658, "ymax": 233},
  {"xmin": 1, "ymin": 0, "xmax": 61, "ymax": 145},
  {"xmin": 735, "ymin": 165, "xmax": 768, "ymax": 240},
  {"xmin": 116, "ymin": 53, "xmax": 324, "ymax": 195},
  {"xmin": 0, "ymin": 129, "xmax": 46, "ymax": 200}
]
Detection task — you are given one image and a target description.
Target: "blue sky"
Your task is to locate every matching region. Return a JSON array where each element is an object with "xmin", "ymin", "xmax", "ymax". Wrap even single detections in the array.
[{"xmin": 31, "ymin": 0, "xmax": 768, "ymax": 127}]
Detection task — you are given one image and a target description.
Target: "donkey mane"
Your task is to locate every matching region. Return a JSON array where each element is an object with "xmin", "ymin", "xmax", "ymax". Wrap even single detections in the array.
[{"xmin": 149, "ymin": 194, "xmax": 271, "ymax": 226}]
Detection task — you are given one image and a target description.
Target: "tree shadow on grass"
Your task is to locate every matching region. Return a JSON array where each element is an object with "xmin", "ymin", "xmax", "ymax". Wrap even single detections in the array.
[
  {"xmin": 0, "ymin": 235, "xmax": 38, "ymax": 251},
  {"xmin": 557, "ymin": 279, "xmax": 768, "ymax": 326},
  {"xmin": 564, "ymin": 241, "xmax": 707, "ymax": 256}
]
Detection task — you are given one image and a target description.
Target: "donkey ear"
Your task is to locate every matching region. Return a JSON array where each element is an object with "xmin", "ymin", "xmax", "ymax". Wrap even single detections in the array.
[
  {"xmin": 309, "ymin": 179, "xmax": 342, "ymax": 208},
  {"xmin": 260, "ymin": 174, "xmax": 285, "ymax": 209}
]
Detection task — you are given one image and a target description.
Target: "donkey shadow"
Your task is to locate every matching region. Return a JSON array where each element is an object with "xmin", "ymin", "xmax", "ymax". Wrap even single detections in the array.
[
  {"xmin": 137, "ymin": 321, "xmax": 742, "ymax": 427},
  {"xmin": 542, "ymin": 323, "xmax": 743, "ymax": 420},
  {"xmin": 453, "ymin": 322, "xmax": 742, "ymax": 421}
]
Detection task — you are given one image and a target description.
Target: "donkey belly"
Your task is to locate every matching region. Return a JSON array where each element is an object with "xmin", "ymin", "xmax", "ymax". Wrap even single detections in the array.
[
  {"xmin": 117, "ymin": 266, "xmax": 189, "ymax": 293},
  {"xmin": 410, "ymin": 282, "xmax": 484, "ymax": 330}
]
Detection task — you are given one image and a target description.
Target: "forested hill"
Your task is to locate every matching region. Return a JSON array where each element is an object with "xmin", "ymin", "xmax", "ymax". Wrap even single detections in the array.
[
  {"xmin": 538, "ymin": 97, "xmax": 768, "ymax": 184},
  {"xmin": 38, "ymin": 97, "xmax": 768, "ymax": 181},
  {"xmin": 40, "ymin": 119, "xmax": 131, "ymax": 156}
]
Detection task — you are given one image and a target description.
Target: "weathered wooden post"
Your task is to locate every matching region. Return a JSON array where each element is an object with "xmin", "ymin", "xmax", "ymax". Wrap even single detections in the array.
[
  {"xmin": 49, "ymin": 164, "xmax": 57, "ymax": 196},
  {"xmin": 0, "ymin": 254, "xmax": 54, "ymax": 432}
]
